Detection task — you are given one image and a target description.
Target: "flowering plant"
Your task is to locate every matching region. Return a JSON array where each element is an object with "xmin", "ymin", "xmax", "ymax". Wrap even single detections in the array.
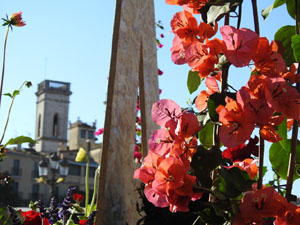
[{"xmin": 135, "ymin": 0, "xmax": 300, "ymax": 224}]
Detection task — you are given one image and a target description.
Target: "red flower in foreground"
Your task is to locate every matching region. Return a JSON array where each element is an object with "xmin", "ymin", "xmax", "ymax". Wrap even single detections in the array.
[
  {"xmin": 9, "ymin": 11, "xmax": 26, "ymax": 27},
  {"xmin": 222, "ymin": 136, "xmax": 258, "ymax": 162},
  {"xmin": 21, "ymin": 210, "xmax": 49, "ymax": 225},
  {"xmin": 73, "ymin": 193, "xmax": 84, "ymax": 203}
]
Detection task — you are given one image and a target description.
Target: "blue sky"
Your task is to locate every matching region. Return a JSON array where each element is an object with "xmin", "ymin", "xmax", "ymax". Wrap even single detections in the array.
[{"xmin": 0, "ymin": 1, "xmax": 299, "ymax": 195}]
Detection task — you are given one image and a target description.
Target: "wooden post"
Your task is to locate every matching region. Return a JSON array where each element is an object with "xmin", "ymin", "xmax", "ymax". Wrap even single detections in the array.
[{"xmin": 95, "ymin": 0, "xmax": 159, "ymax": 224}]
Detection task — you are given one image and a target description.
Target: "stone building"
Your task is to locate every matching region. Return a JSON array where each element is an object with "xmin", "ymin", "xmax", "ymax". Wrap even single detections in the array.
[{"xmin": 0, "ymin": 80, "xmax": 102, "ymax": 206}]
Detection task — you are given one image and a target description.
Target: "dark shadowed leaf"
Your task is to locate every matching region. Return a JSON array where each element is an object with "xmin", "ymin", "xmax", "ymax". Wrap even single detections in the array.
[{"xmin": 198, "ymin": 121, "xmax": 214, "ymax": 149}]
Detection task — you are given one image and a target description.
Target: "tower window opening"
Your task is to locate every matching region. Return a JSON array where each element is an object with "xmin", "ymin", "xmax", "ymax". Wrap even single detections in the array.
[
  {"xmin": 53, "ymin": 114, "xmax": 59, "ymax": 137},
  {"xmin": 38, "ymin": 114, "xmax": 41, "ymax": 137}
]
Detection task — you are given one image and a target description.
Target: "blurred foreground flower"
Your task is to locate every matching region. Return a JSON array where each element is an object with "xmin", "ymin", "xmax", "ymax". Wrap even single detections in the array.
[
  {"xmin": 95, "ymin": 128, "xmax": 104, "ymax": 136},
  {"xmin": 2, "ymin": 11, "xmax": 26, "ymax": 27},
  {"xmin": 76, "ymin": 147, "xmax": 87, "ymax": 162}
]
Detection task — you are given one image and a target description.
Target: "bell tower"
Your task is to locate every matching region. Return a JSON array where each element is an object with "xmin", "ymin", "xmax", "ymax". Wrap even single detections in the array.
[{"xmin": 35, "ymin": 80, "xmax": 72, "ymax": 153}]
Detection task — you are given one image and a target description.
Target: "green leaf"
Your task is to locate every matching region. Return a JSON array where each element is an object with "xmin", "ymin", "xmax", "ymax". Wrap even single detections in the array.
[
  {"xmin": 25, "ymin": 81, "xmax": 32, "ymax": 88},
  {"xmin": 4, "ymin": 136, "xmax": 36, "ymax": 147},
  {"xmin": 274, "ymin": 25, "xmax": 296, "ymax": 66},
  {"xmin": 277, "ymin": 118, "xmax": 287, "ymax": 140},
  {"xmin": 274, "ymin": 0, "xmax": 287, "ymax": 8},
  {"xmin": 198, "ymin": 121, "xmax": 214, "ymax": 149},
  {"xmin": 3, "ymin": 93, "xmax": 12, "ymax": 98},
  {"xmin": 269, "ymin": 140, "xmax": 300, "ymax": 180},
  {"xmin": 206, "ymin": 0, "xmax": 242, "ymax": 25},
  {"xmin": 261, "ymin": 0, "xmax": 286, "ymax": 20},
  {"xmin": 187, "ymin": 70, "xmax": 201, "ymax": 94},
  {"xmin": 12, "ymin": 90, "xmax": 20, "ymax": 98},
  {"xmin": 286, "ymin": 0, "xmax": 300, "ymax": 20},
  {"xmin": 292, "ymin": 34, "xmax": 300, "ymax": 62}
]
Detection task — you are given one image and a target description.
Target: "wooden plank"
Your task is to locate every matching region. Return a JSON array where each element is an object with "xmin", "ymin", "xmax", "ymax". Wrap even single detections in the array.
[{"xmin": 95, "ymin": 0, "xmax": 158, "ymax": 224}]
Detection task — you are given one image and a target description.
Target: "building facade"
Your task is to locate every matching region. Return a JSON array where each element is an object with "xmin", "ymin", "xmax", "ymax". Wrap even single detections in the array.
[{"xmin": 0, "ymin": 80, "xmax": 101, "ymax": 206}]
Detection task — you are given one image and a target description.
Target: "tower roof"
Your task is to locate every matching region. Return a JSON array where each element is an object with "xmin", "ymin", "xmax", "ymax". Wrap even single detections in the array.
[{"xmin": 36, "ymin": 80, "xmax": 72, "ymax": 96}]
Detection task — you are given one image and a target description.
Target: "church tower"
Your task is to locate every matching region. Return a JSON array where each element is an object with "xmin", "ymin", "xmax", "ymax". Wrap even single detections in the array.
[{"xmin": 35, "ymin": 80, "xmax": 72, "ymax": 153}]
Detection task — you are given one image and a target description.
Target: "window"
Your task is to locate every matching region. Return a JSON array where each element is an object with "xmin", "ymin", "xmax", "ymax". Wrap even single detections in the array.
[
  {"xmin": 32, "ymin": 184, "xmax": 39, "ymax": 201},
  {"xmin": 88, "ymin": 131, "xmax": 94, "ymax": 139},
  {"xmin": 69, "ymin": 165, "xmax": 81, "ymax": 176},
  {"xmin": 80, "ymin": 130, "xmax": 86, "ymax": 139},
  {"xmin": 53, "ymin": 114, "xmax": 58, "ymax": 136},
  {"xmin": 12, "ymin": 159, "xmax": 20, "ymax": 176},
  {"xmin": 32, "ymin": 162, "xmax": 39, "ymax": 178},
  {"xmin": 12, "ymin": 182, "xmax": 18, "ymax": 194},
  {"xmin": 38, "ymin": 114, "xmax": 41, "ymax": 137}
]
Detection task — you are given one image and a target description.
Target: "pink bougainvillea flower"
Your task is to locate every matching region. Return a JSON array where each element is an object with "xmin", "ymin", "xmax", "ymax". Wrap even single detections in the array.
[
  {"xmin": 158, "ymin": 43, "xmax": 164, "ymax": 48},
  {"xmin": 9, "ymin": 11, "xmax": 26, "ymax": 27},
  {"xmin": 220, "ymin": 25, "xmax": 259, "ymax": 67},
  {"xmin": 170, "ymin": 11, "xmax": 199, "ymax": 43},
  {"xmin": 151, "ymin": 99, "xmax": 182, "ymax": 128},
  {"xmin": 170, "ymin": 35, "xmax": 190, "ymax": 65},
  {"xmin": 222, "ymin": 136, "xmax": 258, "ymax": 162},
  {"xmin": 95, "ymin": 128, "xmax": 104, "ymax": 136},
  {"xmin": 148, "ymin": 128, "xmax": 173, "ymax": 156},
  {"xmin": 144, "ymin": 184, "xmax": 170, "ymax": 208},
  {"xmin": 158, "ymin": 68, "xmax": 163, "ymax": 75},
  {"xmin": 159, "ymin": 89, "xmax": 162, "ymax": 94},
  {"xmin": 160, "ymin": 33, "xmax": 165, "ymax": 38},
  {"xmin": 217, "ymin": 98, "xmax": 255, "ymax": 148},
  {"xmin": 274, "ymin": 203, "xmax": 300, "ymax": 225}
]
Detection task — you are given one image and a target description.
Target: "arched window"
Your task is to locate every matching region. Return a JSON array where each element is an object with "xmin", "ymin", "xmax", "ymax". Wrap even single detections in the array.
[
  {"xmin": 37, "ymin": 114, "xmax": 41, "ymax": 137},
  {"xmin": 53, "ymin": 114, "xmax": 58, "ymax": 137}
]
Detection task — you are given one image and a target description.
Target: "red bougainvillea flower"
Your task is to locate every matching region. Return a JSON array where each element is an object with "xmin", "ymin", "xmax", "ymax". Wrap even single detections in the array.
[
  {"xmin": 21, "ymin": 210, "xmax": 50, "ymax": 225},
  {"xmin": 9, "ymin": 11, "xmax": 26, "ymax": 27},
  {"xmin": 274, "ymin": 203, "xmax": 300, "ymax": 225},
  {"xmin": 222, "ymin": 136, "xmax": 258, "ymax": 162},
  {"xmin": 252, "ymin": 37, "xmax": 286, "ymax": 77},
  {"xmin": 185, "ymin": 42, "xmax": 219, "ymax": 78},
  {"xmin": 198, "ymin": 22, "xmax": 218, "ymax": 42},
  {"xmin": 170, "ymin": 11, "xmax": 199, "ymax": 43},
  {"xmin": 95, "ymin": 128, "xmax": 104, "ymax": 136},
  {"xmin": 165, "ymin": 0, "xmax": 189, "ymax": 5},
  {"xmin": 238, "ymin": 186, "xmax": 288, "ymax": 224},
  {"xmin": 281, "ymin": 63, "xmax": 300, "ymax": 84},
  {"xmin": 144, "ymin": 184, "xmax": 170, "ymax": 208},
  {"xmin": 152, "ymin": 156, "xmax": 187, "ymax": 195},
  {"xmin": 72, "ymin": 193, "xmax": 84, "ymax": 203},
  {"xmin": 217, "ymin": 98, "xmax": 255, "ymax": 148},
  {"xmin": 195, "ymin": 76, "xmax": 220, "ymax": 111},
  {"xmin": 220, "ymin": 25, "xmax": 259, "ymax": 67}
]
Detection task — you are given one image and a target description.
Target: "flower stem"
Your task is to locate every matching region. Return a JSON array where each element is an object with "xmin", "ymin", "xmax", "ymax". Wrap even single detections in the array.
[
  {"xmin": 0, "ymin": 81, "xmax": 27, "ymax": 144},
  {"xmin": 88, "ymin": 166, "xmax": 99, "ymax": 216},
  {"xmin": 285, "ymin": 0, "xmax": 300, "ymax": 201},
  {"xmin": 251, "ymin": 0, "xmax": 260, "ymax": 35},
  {"xmin": 257, "ymin": 133, "xmax": 264, "ymax": 189},
  {"xmin": 0, "ymin": 26, "xmax": 10, "ymax": 111},
  {"xmin": 85, "ymin": 159, "xmax": 90, "ymax": 216}
]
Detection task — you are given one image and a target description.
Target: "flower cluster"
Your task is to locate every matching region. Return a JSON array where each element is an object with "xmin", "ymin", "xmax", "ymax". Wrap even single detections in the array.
[{"xmin": 134, "ymin": 99, "xmax": 202, "ymax": 212}]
